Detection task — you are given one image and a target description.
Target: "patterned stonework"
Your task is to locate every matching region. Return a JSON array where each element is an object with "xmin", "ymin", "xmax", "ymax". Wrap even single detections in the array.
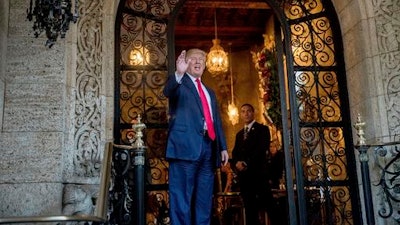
[
  {"xmin": 74, "ymin": 0, "xmax": 104, "ymax": 177},
  {"xmin": 374, "ymin": 0, "xmax": 400, "ymax": 139}
]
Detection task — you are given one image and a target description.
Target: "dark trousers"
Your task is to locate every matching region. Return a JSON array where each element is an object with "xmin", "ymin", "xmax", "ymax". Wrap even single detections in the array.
[
  {"xmin": 241, "ymin": 187, "xmax": 279, "ymax": 225},
  {"xmin": 169, "ymin": 137, "xmax": 214, "ymax": 225}
]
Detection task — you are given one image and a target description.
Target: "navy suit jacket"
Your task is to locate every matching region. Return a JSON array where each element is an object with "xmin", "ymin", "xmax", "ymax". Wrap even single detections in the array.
[{"xmin": 163, "ymin": 73, "xmax": 227, "ymax": 167}]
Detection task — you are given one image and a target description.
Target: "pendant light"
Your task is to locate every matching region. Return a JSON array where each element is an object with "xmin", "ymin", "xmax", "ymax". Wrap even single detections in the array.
[
  {"xmin": 227, "ymin": 43, "xmax": 239, "ymax": 125},
  {"xmin": 206, "ymin": 10, "xmax": 229, "ymax": 76}
]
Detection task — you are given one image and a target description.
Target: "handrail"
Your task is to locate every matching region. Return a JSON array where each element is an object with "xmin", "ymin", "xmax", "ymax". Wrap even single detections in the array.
[
  {"xmin": 94, "ymin": 141, "xmax": 113, "ymax": 219},
  {"xmin": 355, "ymin": 140, "xmax": 400, "ymax": 148},
  {"xmin": 0, "ymin": 142, "xmax": 113, "ymax": 224},
  {"xmin": 0, "ymin": 215, "xmax": 105, "ymax": 224}
]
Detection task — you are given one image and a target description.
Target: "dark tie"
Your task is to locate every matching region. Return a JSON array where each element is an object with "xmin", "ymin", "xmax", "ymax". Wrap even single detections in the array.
[
  {"xmin": 195, "ymin": 79, "xmax": 216, "ymax": 140},
  {"xmin": 244, "ymin": 126, "xmax": 249, "ymax": 140}
]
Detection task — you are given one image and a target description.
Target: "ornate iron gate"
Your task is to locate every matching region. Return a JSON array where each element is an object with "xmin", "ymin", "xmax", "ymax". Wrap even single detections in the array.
[
  {"xmin": 113, "ymin": 0, "xmax": 174, "ymax": 224},
  {"xmin": 273, "ymin": 0, "xmax": 362, "ymax": 224}
]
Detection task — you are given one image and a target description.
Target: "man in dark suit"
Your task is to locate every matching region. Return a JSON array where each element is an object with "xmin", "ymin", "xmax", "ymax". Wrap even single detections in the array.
[
  {"xmin": 163, "ymin": 48, "xmax": 229, "ymax": 225},
  {"xmin": 231, "ymin": 103, "xmax": 279, "ymax": 225}
]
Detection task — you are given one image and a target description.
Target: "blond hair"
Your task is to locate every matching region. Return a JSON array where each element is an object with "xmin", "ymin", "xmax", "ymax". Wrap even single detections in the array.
[{"xmin": 186, "ymin": 48, "xmax": 206, "ymax": 59}]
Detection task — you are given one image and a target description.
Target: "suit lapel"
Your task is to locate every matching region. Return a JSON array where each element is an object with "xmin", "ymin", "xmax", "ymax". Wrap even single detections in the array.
[
  {"xmin": 205, "ymin": 86, "xmax": 216, "ymax": 117},
  {"xmin": 246, "ymin": 122, "xmax": 259, "ymax": 139},
  {"xmin": 182, "ymin": 74, "xmax": 204, "ymax": 115}
]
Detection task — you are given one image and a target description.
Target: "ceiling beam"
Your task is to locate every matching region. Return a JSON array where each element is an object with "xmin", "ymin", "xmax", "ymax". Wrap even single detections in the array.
[
  {"xmin": 183, "ymin": 1, "xmax": 270, "ymax": 9},
  {"xmin": 175, "ymin": 40, "xmax": 259, "ymax": 46},
  {"xmin": 174, "ymin": 26, "xmax": 265, "ymax": 35}
]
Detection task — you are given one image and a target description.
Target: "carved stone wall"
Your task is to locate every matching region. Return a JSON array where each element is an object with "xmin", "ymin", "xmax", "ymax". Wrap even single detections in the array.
[
  {"xmin": 373, "ymin": 1, "xmax": 400, "ymax": 140},
  {"xmin": 337, "ymin": 0, "xmax": 400, "ymax": 142},
  {"xmin": 0, "ymin": 0, "xmax": 115, "ymax": 218},
  {"xmin": 62, "ymin": 0, "xmax": 107, "ymax": 216},
  {"xmin": 72, "ymin": 0, "xmax": 104, "ymax": 179},
  {"xmin": 372, "ymin": 2, "xmax": 400, "ymax": 225},
  {"xmin": 334, "ymin": 0, "xmax": 400, "ymax": 224}
]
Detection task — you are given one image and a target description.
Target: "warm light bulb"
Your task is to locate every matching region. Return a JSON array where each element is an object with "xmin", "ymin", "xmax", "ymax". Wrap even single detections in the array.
[
  {"xmin": 129, "ymin": 47, "xmax": 150, "ymax": 66},
  {"xmin": 227, "ymin": 102, "xmax": 239, "ymax": 125},
  {"xmin": 206, "ymin": 39, "xmax": 228, "ymax": 75}
]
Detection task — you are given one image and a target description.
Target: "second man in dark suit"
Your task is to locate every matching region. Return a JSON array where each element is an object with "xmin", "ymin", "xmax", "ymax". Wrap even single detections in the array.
[{"xmin": 231, "ymin": 103, "xmax": 279, "ymax": 225}]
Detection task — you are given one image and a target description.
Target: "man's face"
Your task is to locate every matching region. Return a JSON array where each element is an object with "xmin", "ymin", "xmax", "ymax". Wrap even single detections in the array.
[
  {"xmin": 240, "ymin": 105, "xmax": 255, "ymax": 124},
  {"xmin": 186, "ymin": 51, "xmax": 206, "ymax": 78}
]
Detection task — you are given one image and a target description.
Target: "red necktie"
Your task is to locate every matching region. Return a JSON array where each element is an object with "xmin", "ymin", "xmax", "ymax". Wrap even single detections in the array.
[{"xmin": 195, "ymin": 79, "xmax": 216, "ymax": 140}]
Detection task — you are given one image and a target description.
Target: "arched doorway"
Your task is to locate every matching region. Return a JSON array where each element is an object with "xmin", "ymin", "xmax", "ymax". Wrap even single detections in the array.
[{"xmin": 113, "ymin": 0, "xmax": 362, "ymax": 224}]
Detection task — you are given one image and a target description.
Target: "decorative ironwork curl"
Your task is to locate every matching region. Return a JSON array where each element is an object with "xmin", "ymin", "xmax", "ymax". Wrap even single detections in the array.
[
  {"xmin": 147, "ymin": 158, "xmax": 169, "ymax": 184},
  {"xmin": 125, "ymin": 0, "xmax": 177, "ymax": 17},
  {"xmin": 122, "ymin": 15, "xmax": 141, "ymax": 34},
  {"xmin": 374, "ymin": 144, "xmax": 400, "ymax": 221},
  {"xmin": 295, "ymin": 71, "xmax": 314, "ymax": 87},
  {"xmin": 282, "ymin": 0, "xmax": 323, "ymax": 18},
  {"xmin": 108, "ymin": 149, "xmax": 134, "ymax": 225}
]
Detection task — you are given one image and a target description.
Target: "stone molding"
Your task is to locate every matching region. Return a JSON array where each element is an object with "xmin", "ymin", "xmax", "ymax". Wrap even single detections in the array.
[
  {"xmin": 73, "ymin": 0, "xmax": 105, "ymax": 178},
  {"xmin": 373, "ymin": 0, "xmax": 400, "ymax": 139}
]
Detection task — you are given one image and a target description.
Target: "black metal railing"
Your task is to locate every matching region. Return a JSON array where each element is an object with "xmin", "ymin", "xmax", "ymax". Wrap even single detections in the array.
[
  {"xmin": 356, "ymin": 140, "xmax": 400, "ymax": 224},
  {"xmin": 372, "ymin": 141, "xmax": 400, "ymax": 223}
]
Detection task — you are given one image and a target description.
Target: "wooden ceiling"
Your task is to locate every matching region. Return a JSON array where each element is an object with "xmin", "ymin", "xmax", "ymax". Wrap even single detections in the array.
[{"xmin": 174, "ymin": 0, "xmax": 273, "ymax": 53}]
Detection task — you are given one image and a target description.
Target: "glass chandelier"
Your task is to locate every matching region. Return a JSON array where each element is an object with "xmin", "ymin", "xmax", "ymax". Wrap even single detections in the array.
[
  {"xmin": 27, "ymin": 0, "xmax": 78, "ymax": 47},
  {"xmin": 206, "ymin": 10, "xmax": 228, "ymax": 76}
]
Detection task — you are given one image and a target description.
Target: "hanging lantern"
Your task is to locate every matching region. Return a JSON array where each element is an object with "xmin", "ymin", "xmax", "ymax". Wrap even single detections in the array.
[{"xmin": 206, "ymin": 10, "xmax": 228, "ymax": 76}]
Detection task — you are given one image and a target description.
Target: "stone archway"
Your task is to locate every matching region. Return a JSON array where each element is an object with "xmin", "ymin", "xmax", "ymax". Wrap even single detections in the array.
[{"xmin": 111, "ymin": 0, "xmax": 362, "ymax": 224}]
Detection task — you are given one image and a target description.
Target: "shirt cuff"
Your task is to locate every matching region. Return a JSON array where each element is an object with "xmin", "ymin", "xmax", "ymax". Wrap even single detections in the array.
[{"xmin": 175, "ymin": 72, "xmax": 184, "ymax": 84}]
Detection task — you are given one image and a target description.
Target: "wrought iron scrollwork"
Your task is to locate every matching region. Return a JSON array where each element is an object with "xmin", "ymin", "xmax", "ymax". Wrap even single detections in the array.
[
  {"xmin": 374, "ymin": 143, "xmax": 400, "ymax": 222},
  {"xmin": 108, "ymin": 149, "xmax": 134, "ymax": 225},
  {"xmin": 116, "ymin": 1, "xmax": 171, "ymax": 224},
  {"xmin": 285, "ymin": 0, "xmax": 359, "ymax": 223}
]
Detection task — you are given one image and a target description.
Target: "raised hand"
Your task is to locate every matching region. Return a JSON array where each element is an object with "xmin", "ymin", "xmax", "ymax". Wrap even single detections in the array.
[{"xmin": 176, "ymin": 50, "xmax": 190, "ymax": 76}]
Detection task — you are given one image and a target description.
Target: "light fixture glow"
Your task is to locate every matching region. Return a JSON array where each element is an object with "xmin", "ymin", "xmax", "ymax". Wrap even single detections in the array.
[
  {"xmin": 228, "ymin": 102, "xmax": 239, "ymax": 125},
  {"xmin": 129, "ymin": 47, "xmax": 150, "ymax": 66},
  {"xmin": 226, "ymin": 43, "xmax": 239, "ymax": 125},
  {"xmin": 206, "ymin": 10, "xmax": 228, "ymax": 76}
]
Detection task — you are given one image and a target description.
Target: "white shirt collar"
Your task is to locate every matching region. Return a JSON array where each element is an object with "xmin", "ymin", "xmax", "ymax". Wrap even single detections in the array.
[
  {"xmin": 187, "ymin": 73, "xmax": 199, "ymax": 82},
  {"xmin": 245, "ymin": 120, "xmax": 256, "ymax": 130}
]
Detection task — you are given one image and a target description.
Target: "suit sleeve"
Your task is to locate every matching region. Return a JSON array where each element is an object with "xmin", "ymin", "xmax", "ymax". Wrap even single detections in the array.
[
  {"xmin": 163, "ymin": 74, "xmax": 180, "ymax": 98},
  {"xmin": 231, "ymin": 131, "xmax": 242, "ymax": 168},
  {"xmin": 213, "ymin": 99, "xmax": 227, "ymax": 151}
]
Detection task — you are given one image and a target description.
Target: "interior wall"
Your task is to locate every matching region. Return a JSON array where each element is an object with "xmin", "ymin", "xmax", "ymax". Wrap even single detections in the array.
[
  {"xmin": 203, "ymin": 50, "xmax": 261, "ymax": 154},
  {"xmin": 333, "ymin": 0, "xmax": 397, "ymax": 142},
  {"xmin": 202, "ymin": 14, "xmax": 276, "ymax": 155}
]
